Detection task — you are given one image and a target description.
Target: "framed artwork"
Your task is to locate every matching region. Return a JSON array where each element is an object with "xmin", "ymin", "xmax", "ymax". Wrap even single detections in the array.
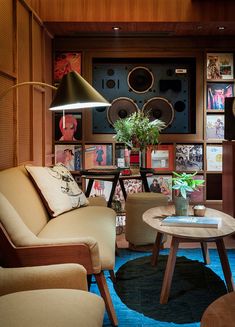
[
  {"xmin": 207, "ymin": 83, "xmax": 234, "ymax": 110},
  {"xmin": 146, "ymin": 144, "xmax": 174, "ymax": 171},
  {"xmin": 86, "ymin": 180, "xmax": 112, "ymax": 201},
  {"xmin": 206, "ymin": 145, "xmax": 223, "ymax": 171},
  {"xmin": 175, "ymin": 144, "xmax": 203, "ymax": 171},
  {"xmin": 147, "ymin": 175, "xmax": 172, "ymax": 201},
  {"xmin": 188, "ymin": 175, "xmax": 205, "ymax": 203},
  {"xmin": 54, "ymin": 52, "xmax": 82, "ymax": 83},
  {"xmin": 206, "ymin": 114, "xmax": 224, "ymax": 140},
  {"xmin": 55, "ymin": 144, "xmax": 83, "ymax": 171},
  {"xmin": 54, "ymin": 112, "xmax": 82, "ymax": 142},
  {"xmin": 115, "ymin": 144, "xmax": 130, "ymax": 168},
  {"xmin": 84, "ymin": 144, "xmax": 113, "ymax": 169},
  {"xmin": 207, "ymin": 53, "xmax": 234, "ymax": 80}
]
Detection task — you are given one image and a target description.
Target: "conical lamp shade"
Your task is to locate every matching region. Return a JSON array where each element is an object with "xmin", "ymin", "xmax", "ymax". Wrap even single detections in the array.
[{"xmin": 50, "ymin": 71, "xmax": 110, "ymax": 110}]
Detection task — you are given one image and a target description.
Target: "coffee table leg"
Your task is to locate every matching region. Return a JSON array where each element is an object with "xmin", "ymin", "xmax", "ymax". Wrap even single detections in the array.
[
  {"xmin": 151, "ymin": 232, "xmax": 163, "ymax": 266},
  {"xmin": 216, "ymin": 238, "xmax": 235, "ymax": 292},
  {"xmin": 200, "ymin": 242, "xmax": 210, "ymax": 264},
  {"xmin": 160, "ymin": 236, "xmax": 179, "ymax": 304}
]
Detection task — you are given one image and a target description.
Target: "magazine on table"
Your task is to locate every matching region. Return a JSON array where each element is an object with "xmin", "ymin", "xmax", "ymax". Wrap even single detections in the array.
[{"xmin": 160, "ymin": 216, "xmax": 222, "ymax": 228}]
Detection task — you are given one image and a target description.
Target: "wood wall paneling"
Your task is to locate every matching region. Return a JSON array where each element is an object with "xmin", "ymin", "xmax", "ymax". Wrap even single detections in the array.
[
  {"xmin": 0, "ymin": 0, "xmax": 14, "ymax": 74},
  {"xmin": 17, "ymin": 1, "xmax": 31, "ymax": 164},
  {"xmin": 0, "ymin": 75, "xmax": 15, "ymax": 169}
]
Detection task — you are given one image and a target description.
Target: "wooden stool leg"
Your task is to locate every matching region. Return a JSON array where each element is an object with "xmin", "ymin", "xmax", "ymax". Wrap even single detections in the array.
[
  {"xmin": 160, "ymin": 237, "xmax": 179, "ymax": 304},
  {"xmin": 216, "ymin": 238, "xmax": 235, "ymax": 292}
]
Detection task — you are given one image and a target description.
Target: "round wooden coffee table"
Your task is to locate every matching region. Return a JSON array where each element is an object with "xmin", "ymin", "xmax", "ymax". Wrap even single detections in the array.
[
  {"xmin": 143, "ymin": 205, "xmax": 235, "ymax": 304},
  {"xmin": 200, "ymin": 291, "xmax": 235, "ymax": 327}
]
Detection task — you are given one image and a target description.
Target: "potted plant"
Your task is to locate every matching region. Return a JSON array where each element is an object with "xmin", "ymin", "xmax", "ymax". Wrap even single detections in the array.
[
  {"xmin": 113, "ymin": 111, "xmax": 165, "ymax": 167},
  {"xmin": 172, "ymin": 171, "xmax": 205, "ymax": 216}
]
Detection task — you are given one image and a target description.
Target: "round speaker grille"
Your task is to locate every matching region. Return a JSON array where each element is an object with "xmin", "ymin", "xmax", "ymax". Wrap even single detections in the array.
[
  {"xmin": 107, "ymin": 97, "xmax": 139, "ymax": 126},
  {"xmin": 127, "ymin": 66, "xmax": 154, "ymax": 93},
  {"xmin": 142, "ymin": 97, "xmax": 174, "ymax": 128}
]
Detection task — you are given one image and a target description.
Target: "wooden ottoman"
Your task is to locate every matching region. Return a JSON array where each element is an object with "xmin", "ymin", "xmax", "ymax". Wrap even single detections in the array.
[{"xmin": 125, "ymin": 192, "xmax": 168, "ymax": 246}]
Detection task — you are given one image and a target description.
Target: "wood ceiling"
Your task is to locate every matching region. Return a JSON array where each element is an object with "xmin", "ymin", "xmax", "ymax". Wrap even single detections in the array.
[
  {"xmin": 44, "ymin": 21, "xmax": 235, "ymax": 38},
  {"xmin": 26, "ymin": 0, "xmax": 235, "ymax": 38}
]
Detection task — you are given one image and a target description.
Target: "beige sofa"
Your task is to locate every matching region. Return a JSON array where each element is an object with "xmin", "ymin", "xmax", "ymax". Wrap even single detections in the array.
[
  {"xmin": 0, "ymin": 166, "xmax": 118, "ymax": 326},
  {"xmin": 0, "ymin": 263, "xmax": 105, "ymax": 327}
]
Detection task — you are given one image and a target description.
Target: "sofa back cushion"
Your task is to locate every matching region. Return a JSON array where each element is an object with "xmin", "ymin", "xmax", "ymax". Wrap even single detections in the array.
[
  {"xmin": 25, "ymin": 164, "xmax": 89, "ymax": 217},
  {"xmin": 0, "ymin": 166, "xmax": 48, "ymax": 235}
]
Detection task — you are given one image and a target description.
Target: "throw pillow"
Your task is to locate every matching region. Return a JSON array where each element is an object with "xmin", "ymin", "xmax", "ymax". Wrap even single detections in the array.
[{"xmin": 25, "ymin": 164, "xmax": 89, "ymax": 217}]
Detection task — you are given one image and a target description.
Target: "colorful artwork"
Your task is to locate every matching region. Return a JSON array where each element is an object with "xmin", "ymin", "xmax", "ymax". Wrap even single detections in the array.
[
  {"xmin": 188, "ymin": 175, "xmax": 204, "ymax": 203},
  {"xmin": 86, "ymin": 180, "xmax": 112, "ymax": 200},
  {"xmin": 84, "ymin": 144, "xmax": 113, "ymax": 169},
  {"xmin": 115, "ymin": 144, "xmax": 130, "ymax": 168},
  {"xmin": 54, "ymin": 112, "xmax": 82, "ymax": 141},
  {"xmin": 206, "ymin": 114, "xmax": 224, "ymax": 140},
  {"xmin": 54, "ymin": 52, "xmax": 81, "ymax": 82},
  {"xmin": 146, "ymin": 144, "xmax": 174, "ymax": 171},
  {"xmin": 147, "ymin": 175, "xmax": 172, "ymax": 201},
  {"xmin": 175, "ymin": 144, "xmax": 203, "ymax": 171},
  {"xmin": 207, "ymin": 53, "xmax": 234, "ymax": 80},
  {"xmin": 207, "ymin": 83, "xmax": 234, "ymax": 110},
  {"xmin": 55, "ymin": 144, "xmax": 82, "ymax": 171},
  {"xmin": 114, "ymin": 179, "xmax": 143, "ymax": 211},
  {"xmin": 206, "ymin": 145, "xmax": 223, "ymax": 171}
]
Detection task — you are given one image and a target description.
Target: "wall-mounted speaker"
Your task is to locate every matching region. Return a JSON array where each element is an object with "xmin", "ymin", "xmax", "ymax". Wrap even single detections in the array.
[
  {"xmin": 92, "ymin": 58, "xmax": 196, "ymax": 134},
  {"xmin": 142, "ymin": 97, "xmax": 174, "ymax": 128},
  {"xmin": 107, "ymin": 97, "xmax": 139, "ymax": 126},
  {"xmin": 224, "ymin": 97, "xmax": 235, "ymax": 141},
  {"xmin": 127, "ymin": 66, "xmax": 154, "ymax": 93}
]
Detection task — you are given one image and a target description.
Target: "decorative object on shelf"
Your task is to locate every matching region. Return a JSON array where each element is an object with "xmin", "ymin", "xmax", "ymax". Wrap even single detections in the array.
[
  {"xmin": 175, "ymin": 144, "xmax": 203, "ymax": 171},
  {"xmin": 207, "ymin": 82, "xmax": 234, "ymax": 110},
  {"xmin": 206, "ymin": 53, "xmax": 234, "ymax": 80},
  {"xmin": 172, "ymin": 172, "xmax": 205, "ymax": 216},
  {"xmin": 113, "ymin": 111, "xmax": 165, "ymax": 168}
]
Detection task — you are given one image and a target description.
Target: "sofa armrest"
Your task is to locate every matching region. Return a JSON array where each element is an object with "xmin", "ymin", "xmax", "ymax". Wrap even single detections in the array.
[{"xmin": 0, "ymin": 263, "xmax": 88, "ymax": 296}]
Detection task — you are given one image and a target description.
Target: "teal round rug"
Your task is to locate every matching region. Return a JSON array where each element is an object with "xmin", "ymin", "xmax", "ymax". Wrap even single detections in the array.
[{"xmin": 114, "ymin": 255, "xmax": 227, "ymax": 323}]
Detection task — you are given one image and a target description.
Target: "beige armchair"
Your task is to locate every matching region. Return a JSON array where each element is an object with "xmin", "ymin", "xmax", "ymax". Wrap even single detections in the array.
[{"xmin": 0, "ymin": 263, "xmax": 105, "ymax": 327}]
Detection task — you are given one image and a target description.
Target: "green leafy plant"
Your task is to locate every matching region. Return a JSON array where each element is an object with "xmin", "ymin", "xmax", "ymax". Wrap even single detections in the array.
[
  {"xmin": 113, "ymin": 111, "xmax": 166, "ymax": 151},
  {"xmin": 172, "ymin": 171, "xmax": 204, "ymax": 199}
]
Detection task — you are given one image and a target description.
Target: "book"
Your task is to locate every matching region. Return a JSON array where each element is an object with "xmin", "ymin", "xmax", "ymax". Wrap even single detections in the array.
[{"xmin": 160, "ymin": 216, "xmax": 222, "ymax": 228}]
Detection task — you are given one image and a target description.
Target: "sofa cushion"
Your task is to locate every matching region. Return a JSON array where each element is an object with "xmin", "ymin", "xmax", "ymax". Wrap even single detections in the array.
[
  {"xmin": 25, "ymin": 164, "xmax": 89, "ymax": 217},
  {"xmin": 38, "ymin": 206, "xmax": 116, "ymax": 270},
  {"xmin": 0, "ymin": 289, "xmax": 105, "ymax": 327}
]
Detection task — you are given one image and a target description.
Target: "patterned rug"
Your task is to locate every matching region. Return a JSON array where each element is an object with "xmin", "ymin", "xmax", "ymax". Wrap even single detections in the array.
[
  {"xmin": 90, "ymin": 248, "xmax": 235, "ymax": 327},
  {"xmin": 113, "ymin": 254, "xmax": 227, "ymax": 324}
]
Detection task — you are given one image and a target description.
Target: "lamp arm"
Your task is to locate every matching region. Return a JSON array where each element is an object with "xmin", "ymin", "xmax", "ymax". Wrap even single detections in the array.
[{"xmin": 0, "ymin": 81, "xmax": 57, "ymax": 100}]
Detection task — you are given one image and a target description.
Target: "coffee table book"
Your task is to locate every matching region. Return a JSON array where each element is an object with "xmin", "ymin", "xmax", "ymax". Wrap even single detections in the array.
[{"xmin": 160, "ymin": 216, "xmax": 222, "ymax": 228}]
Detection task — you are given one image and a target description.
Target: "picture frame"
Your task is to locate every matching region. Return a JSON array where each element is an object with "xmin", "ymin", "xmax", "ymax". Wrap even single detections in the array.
[
  {"xmin": 206, "ymin": 114, "xmax": 224, "ymax": 140},
  {"xmin": 175, "ymin": 144, "xmax": 203, "ymax": 171},
  {"xmin": 207, "ymin": 83, "xmax": 234, "ymax": 110},
  {"xmin": 146, "ymin": 144, "xmax": 174, "ymax": 171},
  {"xmin": 54, "ymin": 144, "xmax": 83, "ymax": 171},
  {"xmin": 206, "ymin": 53, "xmax": 234, "ymax": 80},
  {"xmin": 84, "ymin": 144, "xmax": 113, "ymax": 169},
  {"xmin": 54, "ymin": 112, "xmax": 82, "ymax": 142},
  {"xmin": 54, "ymin": 52, "xmax": 82, "ymax": 83},
  {"xmin": 206, "ymin": 145, "xmax": 223, "ymax": 171},
  {"xmin": 85, "ymin": 180, "xmax": 113, "ymax": 201},
  {"xmin": 147, "ymin": 175, "xmax": 172, "ymax": 201}
]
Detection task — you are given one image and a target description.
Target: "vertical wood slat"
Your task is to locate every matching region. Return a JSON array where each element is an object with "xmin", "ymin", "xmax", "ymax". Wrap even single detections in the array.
[
  {"xmin": 0, "ymin": 75, "xmax": 15, "ymax": 169},
  {"xmin": 0, "ymin": 0, "xmax": 14, "ymax": 74},
  {"xmin": 17, "ymin": 1, "xmax": 31, "ymax": 164}
]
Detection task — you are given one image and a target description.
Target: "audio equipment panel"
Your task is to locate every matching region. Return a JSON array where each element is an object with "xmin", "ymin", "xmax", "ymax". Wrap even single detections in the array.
[{"xmin": 92, "ymin": 57, "xmax": 196, "ymax": 134}]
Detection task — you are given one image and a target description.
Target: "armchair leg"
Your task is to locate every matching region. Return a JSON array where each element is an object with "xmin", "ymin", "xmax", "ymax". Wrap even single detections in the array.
[{"xmin": 95, "ymin": 271, "xmax": 118, "ymax": 327}]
